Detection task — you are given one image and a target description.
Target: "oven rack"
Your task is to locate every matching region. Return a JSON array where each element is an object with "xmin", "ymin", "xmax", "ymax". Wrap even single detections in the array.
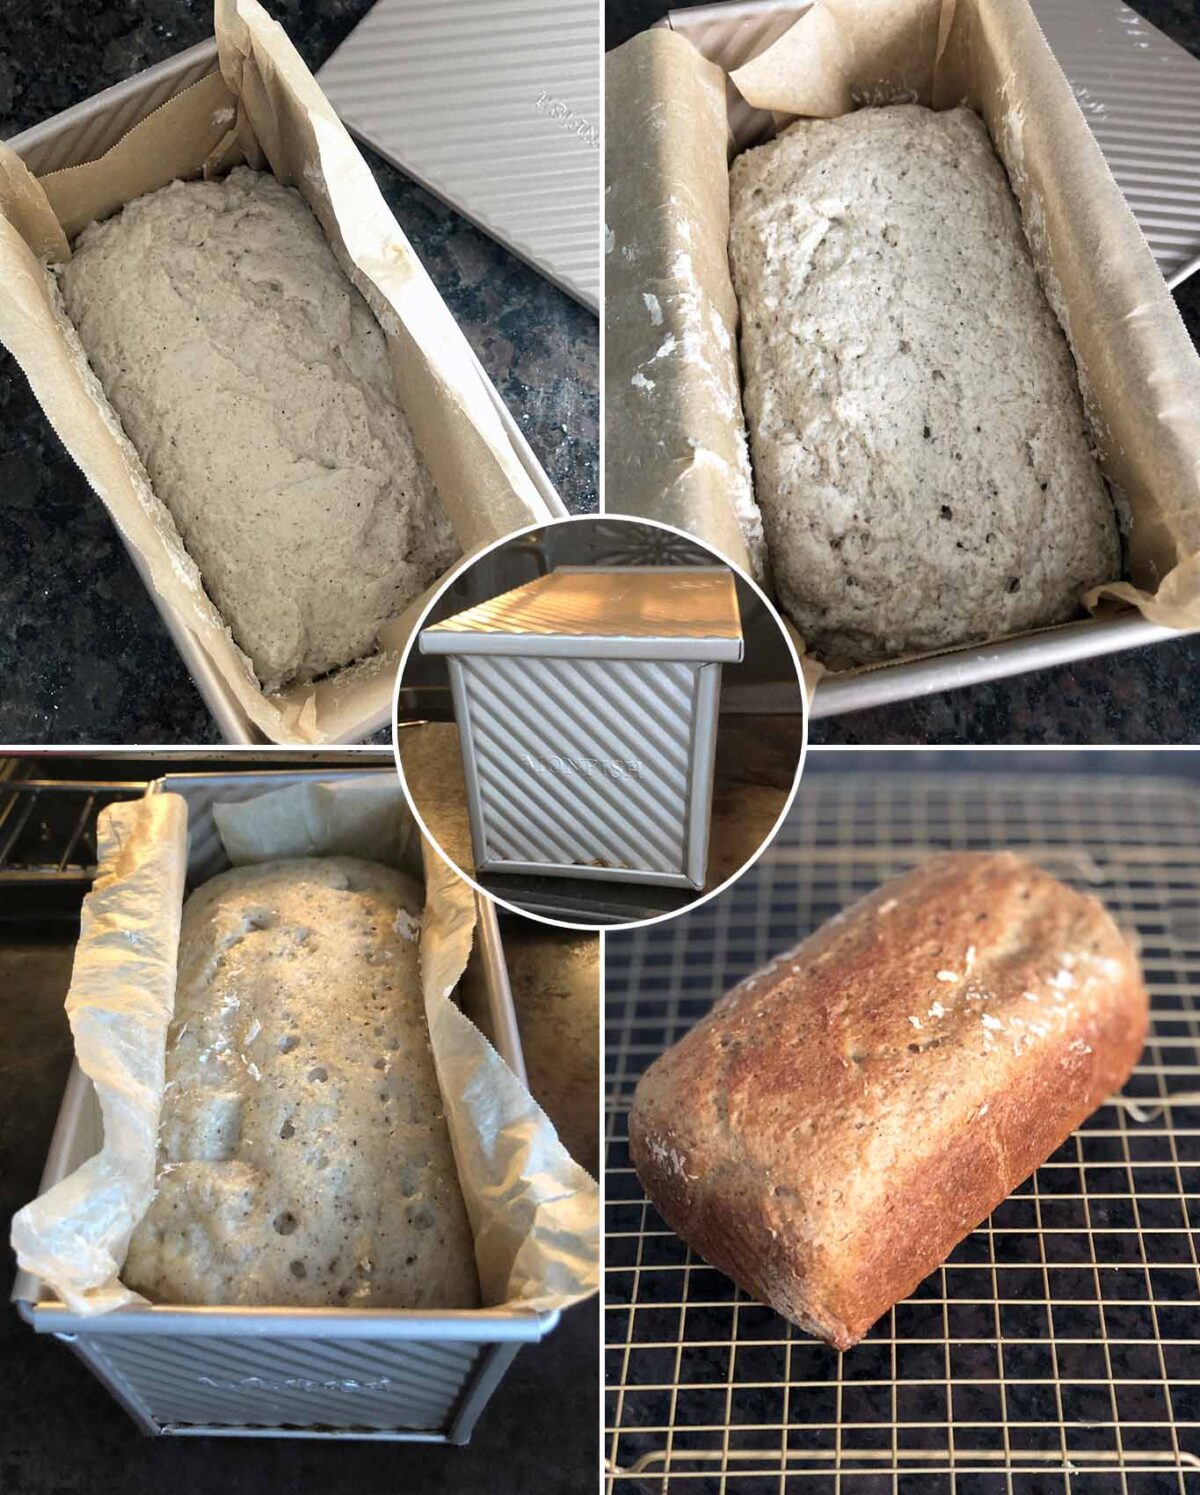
[{"xmin": 0, "ymin": 765, "xmax": 145, "ymax": 888}]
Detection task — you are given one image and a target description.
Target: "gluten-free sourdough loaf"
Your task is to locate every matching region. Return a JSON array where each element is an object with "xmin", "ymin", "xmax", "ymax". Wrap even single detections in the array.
[
  {"xmin": 124, "ymin": 856, "xmax": 480, "ymax": 1309},
  {"xmin": 629, "ymin": 853, "xmax": 1147, "ymax": 1349},
  {"xmin": 728, "ymin": 106, "xmax": 1119, "ymax": 667},
  {"xmin": 58, "ymin": 168, "xmax": 457, "ymax": 691}
]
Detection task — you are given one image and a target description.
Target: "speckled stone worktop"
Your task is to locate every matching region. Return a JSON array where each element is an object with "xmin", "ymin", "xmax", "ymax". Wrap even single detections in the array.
[
  {"xmin": 0, "ymin": 0, "xmax": 598, "ymax": 744},
  {"xmin": 609, "ymin": 0, "xmax": 1200, "ymax": 745}
]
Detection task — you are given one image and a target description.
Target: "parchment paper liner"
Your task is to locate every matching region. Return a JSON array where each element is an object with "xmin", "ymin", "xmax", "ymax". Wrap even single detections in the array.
[
  {"xmin": 0, "ymin": 0, "xmax": 556, "ymax": 744},
  {"xmin": 12, "ymin": 776, "xmax": 598, "ymax": 1317},
  {"xmin": 605, "ymin": 0, "xmax": 1200, "ymax": 687}
]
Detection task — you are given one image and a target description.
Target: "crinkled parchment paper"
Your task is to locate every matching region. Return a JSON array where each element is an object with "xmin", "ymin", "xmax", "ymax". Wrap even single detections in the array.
[
  {"xmin": 605, "ymin": 0, "xmax": 1200, "ymax": 673},
  {"xmin": 11, "ymin": 794, "xmax": 188, "ymax": 1314},
  {"xmin": 0, "ymin": 0, "xmax": 556, "ymax": 744},
  {"xmin": 13, "ymin": 776, "xmax": 597, "ymax": 1317},
  {"xmin": 605, "ymin": 32, "xmax": 763, "ymax": 584}
]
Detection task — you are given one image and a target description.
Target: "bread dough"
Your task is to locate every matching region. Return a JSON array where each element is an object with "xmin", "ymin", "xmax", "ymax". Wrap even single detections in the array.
[
  {"xmin": 59, "ymin": 168, "xmax": 457, "ymax": 690},
  {"xmin": 124, "ymin": 856, "xmax": 480, "ymax": 1309},
  {"xmin": 729, "ymin": 106, "xmax": 1119, "ymax": 667},
  {"xmin": 506, "ymin": 930, "xmax": 599, "ymax": 1176}
]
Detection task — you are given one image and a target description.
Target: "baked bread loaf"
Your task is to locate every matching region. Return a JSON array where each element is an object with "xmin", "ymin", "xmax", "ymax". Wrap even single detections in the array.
[
  {"xmin": 124, "ymin": 856, "xmax": 479, "ymax": 1309},
  {"xmin": 58, "ymin": 167, "xmax": 457, "ymax": 690},
  {"xmin": 629, "ymin": 852, "xmax": 1146, "ymax": 1348},
  {"xmin": 728, "ymin": 106, "xmax": 1119, "ymax": 667},
  {"xmin": 507, "ymin": 930, "xmax": 600, "ymax": 1176}
]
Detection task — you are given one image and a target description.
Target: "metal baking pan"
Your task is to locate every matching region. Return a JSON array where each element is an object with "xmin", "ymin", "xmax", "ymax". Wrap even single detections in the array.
[
  {"xmin": 657, "ymin": 0, "xmax": 1200, "ymax": 719},
  {"xmin": 605, "ymin": 763, "xmax": 1200, "ymax": 1488},
  {"xmin": 4, "ymin": 40, "xmax": 568, "ymax": 745},
  {"xmin": 12, "ymin": 768, "xmax": 558, "ymax": 1443},
  {"xmin": 420, "ymin": 568, "xmax": 744, "ymax": 890},
  {"xmin": 316, "ymin": 0, "xmax": 601, "ymax": 311}
]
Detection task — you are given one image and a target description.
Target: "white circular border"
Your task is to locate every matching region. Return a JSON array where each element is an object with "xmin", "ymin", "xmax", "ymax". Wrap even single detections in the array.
[{"xmin": 391, "ymin": 513, "xmax": 809, "ymax": 933}]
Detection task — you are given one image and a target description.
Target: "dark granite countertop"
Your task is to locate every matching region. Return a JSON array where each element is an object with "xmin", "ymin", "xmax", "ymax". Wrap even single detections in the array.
[
  {"xmin": 610, "ymin": 0, "xmax": 1200, "ymax": 745},
  {"xmin": 0, "ymin": 0, "xmax": 598, "ymax": 745}
]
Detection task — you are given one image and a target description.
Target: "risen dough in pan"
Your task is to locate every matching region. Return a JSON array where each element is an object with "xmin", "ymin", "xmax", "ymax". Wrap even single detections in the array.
[
  {"xmin": 729, "ymin": 105, "xmax": 1119, "ymax": 666},
  {"xmin": 124, "ymin": 856, "xmax": 479, "ymax": 1309}
]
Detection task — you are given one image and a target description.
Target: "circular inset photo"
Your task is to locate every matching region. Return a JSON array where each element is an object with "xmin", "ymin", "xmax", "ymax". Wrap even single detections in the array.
[{"xmin": 393, "ymin": 516, "xmax": 807, "ymax": 928}]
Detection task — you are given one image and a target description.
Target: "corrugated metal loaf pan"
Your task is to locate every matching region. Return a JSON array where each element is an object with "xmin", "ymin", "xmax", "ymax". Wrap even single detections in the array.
[
  {"xmin": 5, "ymin": 39, "xmax": 568, "ymax": 746},
  {"xmin": 420, "ymin": 567, "xmax": 744, "ymax": 891},
  {"xmin": 657, "ymin": 0, "xmax": 1200, "ymax": 718},
  {"xmin": 11, "ymin": 768, "xmax": 557, "ymax": 1444}
]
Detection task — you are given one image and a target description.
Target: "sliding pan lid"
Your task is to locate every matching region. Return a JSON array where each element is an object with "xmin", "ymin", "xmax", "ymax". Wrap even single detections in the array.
[
  {"xmin": 421, "ymin": 568, "xmax": 744, "ymax": 660},
  {"xmin": 317, "ymin": 0, "xmax": 600, "ymax": 309}
]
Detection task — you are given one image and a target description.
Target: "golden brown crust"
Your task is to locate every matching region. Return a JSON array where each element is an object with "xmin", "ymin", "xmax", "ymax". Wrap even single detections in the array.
[{"xmin": 629, "ymin": 853, "xmax": 1147, "ymax": 1349}]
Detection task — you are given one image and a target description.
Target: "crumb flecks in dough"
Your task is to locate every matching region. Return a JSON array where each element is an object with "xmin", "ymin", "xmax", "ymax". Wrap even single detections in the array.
[
  {"xmin": 57, "ymin": 168, "xmax": 457, "ymax": 691},
  {"xmin": 729, "ymin": 106, "xmax": 1119, "ymax": 667},
  {"xmin": 123, "ymin": 856, "xmax": 479, "ymax": 1310}
]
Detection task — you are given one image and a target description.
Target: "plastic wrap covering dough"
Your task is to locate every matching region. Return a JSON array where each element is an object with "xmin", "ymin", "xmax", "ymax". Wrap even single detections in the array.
[
  {"xmin": 0, "ymin": 0, "xmax": 556, "ymax": 743},
  {"xmin": 604, "ymin": 0, "xmax": 1200, "ymax": 665},
  {"xmin": 12, "ymin": 777, "xmax": 598, "ymax": 1317}
]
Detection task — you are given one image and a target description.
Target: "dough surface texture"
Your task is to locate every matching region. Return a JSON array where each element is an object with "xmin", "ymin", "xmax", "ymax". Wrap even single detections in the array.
[
  {"xmin": 124, "ymin": 856, "xmax": 480, "ymax": 1309},
  {"xmin": 59, "ymin": 168, "xmax": 457, "ymax": 689},
  {"xmin": 729, "ymin": 105, "xmax": 1118, "ymax": 666}
]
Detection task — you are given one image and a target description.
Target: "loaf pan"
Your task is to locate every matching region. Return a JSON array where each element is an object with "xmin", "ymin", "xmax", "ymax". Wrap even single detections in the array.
[
  {"xmin": 11, "ymin": 768, "xmax": 556, "ymax": 1443},
  {"xmin": 4, "ymin": 40, "xmax": 568, "ymax": 745},
  {"xmin": 656, "ymin": 0, "xmax": 1200, "ymax": 719},
  {"xmin": 419, "ymin": 567, "xmax": 745, "ymax": 890}
]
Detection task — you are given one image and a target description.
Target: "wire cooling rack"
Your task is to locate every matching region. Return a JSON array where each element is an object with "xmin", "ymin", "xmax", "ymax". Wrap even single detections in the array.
[{"xmin": 605, "ymin": 771, "xmax": 1200, "ymax": 1494}]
